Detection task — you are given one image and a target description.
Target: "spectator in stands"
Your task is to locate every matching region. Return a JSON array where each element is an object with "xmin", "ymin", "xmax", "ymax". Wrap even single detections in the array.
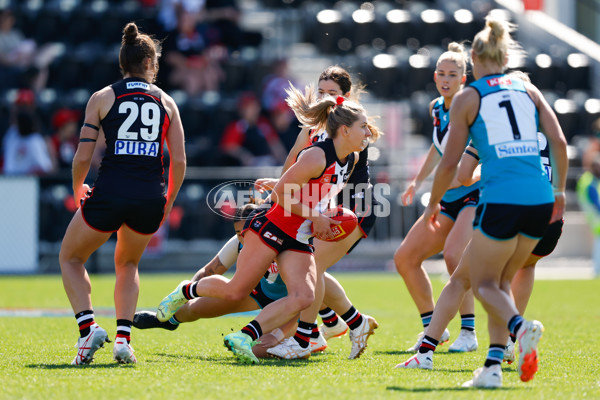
[
  {"xmin": 162, "ymin": 8, "xmax": 224, "ymax": 95},
  {"xmin": 0, "ymin": 9, "xmax": 59, "ymax": 91},
  {"xmin": 157, "ymin": 0, "xmax": 206, "ymax": 33},
  {"xmin": 219, "ymin": 92, "xmax": 287, "ymax": 166},
  {"xmin": 261, "ymin": 58, "xmax": 296, "ymax": 114},
  {"xmin": 577, "ymin": 154, "xmax": 600, "ymax": 277},
  {"xmin": 48, "ymin": 108, "xmax": 81, "ymax": 171},
  {"xmin": 2, "ymin": 89, "xmax": 54, "ymax": 175},
  {"xmin": 204, "ymin": 0, "xmax": 262, "ymax": 50},
  {"xmin": 268, "ymin": 101, "xmax": 298, "ymax": 152}
]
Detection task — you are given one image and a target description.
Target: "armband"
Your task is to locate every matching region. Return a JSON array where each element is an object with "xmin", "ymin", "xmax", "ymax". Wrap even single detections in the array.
[
  {"xmin": 83, "ymin": 123, "xmax": 99, "ymax": 131},
  {"xmin": 80, "ymin": 138, "xmax": 97, "ymax": 143},
  {"xmin": 464, "ymin": 149, "xmax": 480, "ymax": 161}
]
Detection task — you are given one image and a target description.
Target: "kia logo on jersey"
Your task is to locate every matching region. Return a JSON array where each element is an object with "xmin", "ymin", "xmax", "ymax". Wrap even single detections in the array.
[{"xmin": 487, "ymin": 76, "xmax": 512, "ymax": 87}]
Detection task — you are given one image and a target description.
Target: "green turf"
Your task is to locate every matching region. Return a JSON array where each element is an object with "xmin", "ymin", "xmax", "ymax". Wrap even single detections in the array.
[{"xmin": 1, "ymin": 273, "xmax": 599, "ymax": 399}]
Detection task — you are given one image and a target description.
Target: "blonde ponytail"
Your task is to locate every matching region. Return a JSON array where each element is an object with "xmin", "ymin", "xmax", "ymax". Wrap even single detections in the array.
[{"xmin": 472, "ymin": 14, "xmax": 519, "ymax": 68}]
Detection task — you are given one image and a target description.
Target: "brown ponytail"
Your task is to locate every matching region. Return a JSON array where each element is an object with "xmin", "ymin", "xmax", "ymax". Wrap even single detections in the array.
[{"xmin": 118, "ymin": 22, "xmax": 162, "ymax": 81}]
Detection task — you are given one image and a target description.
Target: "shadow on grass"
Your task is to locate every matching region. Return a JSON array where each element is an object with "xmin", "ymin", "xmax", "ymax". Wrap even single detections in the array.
[
  {"xmin": 150, "ymin": 352, "xmax": 328, "ymax": 367},
  {"xmin": 386, "ymin": 386, "xmax": 516, "ymax": 392},
  {"xmin": 375, "ymin": 350, "xmax": 456, "ymax": 356},
  {"xmin": 27, "ymin": 363, "xmax": 133, "ymax": 369}
]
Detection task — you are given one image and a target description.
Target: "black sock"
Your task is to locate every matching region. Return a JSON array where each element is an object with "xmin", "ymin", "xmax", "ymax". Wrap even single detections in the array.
[
  {"xmin": 484, "ymin": 344, "xmax": 505, "ymax": 367},
  {"xmin": 293, "ymin": 320, "xmax": 315, "ymax": 348},
  {"xmin": 341, "ymin": 306, "xmax": 363, "ymax": 330},
  {"xmin": 418, "ymin": 335, "xmax": 439, "ymax": 354},
  {"xmin": 319, "ymin": 307, "xmax": 339, "ymax": 328},
  {"xmin": 311, "ymin": 323, "xmax": 320, "ymax": 339},
  {"xmin": 75, "ymin": 310, "xmax": 95, "ymax": 338},
  {"xmin": 182, "ymin": 281, "xmax": 199, "ymax": 300},
  {"xmin": 241, "ymin": 320, "xmax": 262, "ymax": 341},
  {"xmin": 116, "ymin": 319, "xmax": 132, "ymax": 344}
]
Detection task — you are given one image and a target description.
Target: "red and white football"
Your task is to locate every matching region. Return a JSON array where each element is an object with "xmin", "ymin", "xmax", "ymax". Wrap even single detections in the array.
[{"xmin": 312, "ymin": 206, "xmax": 358, "ymax": 242}]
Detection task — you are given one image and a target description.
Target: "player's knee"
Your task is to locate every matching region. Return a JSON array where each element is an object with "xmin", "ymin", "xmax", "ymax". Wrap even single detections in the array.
[
  {"xmin": 58, "ymin": 251, "xmax": 84, "ymax": 268},
  {"xmin": 289, "ymin": 288, "xmax": 315, "ymax": 311},
  {"xmin": 472, "ymin": 280, "xmax": 496, "ymax": 300},
  {"xmin": 299, "ymin": 291, "xmax": 316, "ymax": 310},
  {"xmin": 223, "ymin": 289, "xmax": 248, "ymax": 302},
  {"xmin": 394, "ymin": 247, "xmax": 414, "ymax": 276},
  {"xmin": 443, "ymin": 251, "xmax": 460, "ymax": 274},
  {"xmin": 448, "ymin": 275, "xmax": 470, "ymax": 292}
]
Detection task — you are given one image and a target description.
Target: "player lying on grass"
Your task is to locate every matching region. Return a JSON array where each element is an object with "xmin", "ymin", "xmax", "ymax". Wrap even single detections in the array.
[
  {"xmin": 156, "ymin": 87, "xmax": 376, "ymax": 364},
  {"xmin": 134, "ymin": 202, "xmax": 358, "ymax": 358}
]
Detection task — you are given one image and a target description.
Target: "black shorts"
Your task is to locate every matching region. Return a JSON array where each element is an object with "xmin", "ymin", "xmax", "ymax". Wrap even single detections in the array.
[
  {"xmin": 341, "ymin": 190, "xmax": 378, "ymax": 254},
  {"xmin": 473, "ymin": 202, "xmax": 554, "ymax": 240},
  {"xmin": 440, "ymin": 189, "xmax": 480, "ymax": 221},
  {"xmin": 532, "ymin": 219, "xmax": 564, "ymax": 257},
  {"xmin": 81, "ymin": 189, "xmax": 166, "ymax": 234},
  {"xmin": 249, "ymin": 283, "xmax": 278, "ymax": 309},
  {"xmin": 242, "ymin": 212, "xmax": 314, "ymax": 255}
]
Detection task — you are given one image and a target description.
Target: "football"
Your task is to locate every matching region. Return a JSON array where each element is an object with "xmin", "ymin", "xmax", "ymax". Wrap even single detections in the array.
[{"xmin": 312, "ymin": 206, "xmax": 358, "ymax": 242}]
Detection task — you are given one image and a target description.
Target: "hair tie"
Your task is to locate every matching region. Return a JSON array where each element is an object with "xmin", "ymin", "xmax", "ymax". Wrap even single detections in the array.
[{"xmin": 336, "ymin": 96, "xmax": 344, "ymax": 106}]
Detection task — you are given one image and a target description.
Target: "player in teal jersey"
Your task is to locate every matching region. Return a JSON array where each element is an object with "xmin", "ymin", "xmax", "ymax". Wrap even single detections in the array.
[
  {"xmin": 420, "ymin": 16, "xmax": 568, "ymax": 388},
  {"xmin": 394, "ymin": 42, "xmax": 479, "ymax": 353}
]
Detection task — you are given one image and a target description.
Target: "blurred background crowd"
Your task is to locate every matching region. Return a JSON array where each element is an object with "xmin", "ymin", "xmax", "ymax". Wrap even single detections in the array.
[{"xmin": 1, "ymin": 0, "xmax": 600, "ymax": 272}]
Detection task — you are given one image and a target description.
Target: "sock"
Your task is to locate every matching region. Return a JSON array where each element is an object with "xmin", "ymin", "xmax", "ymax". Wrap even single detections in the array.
[
  {"xmin": 509, "ymin": 333, "xmax": 516, "ymax": 344},
  {"xmin": 460, "ymin": 313, "xmax": 475, "ymax": 332},
  {"xmin": 420, "ymin": 311, "xmax": 433, "ymax": 329},
  {"xmin": 418, "ymin": 335, "xmax": 438, "ymax": 354},
  {"xmin": 293, "ymin": 320, "xmax": 315, "ymax": 348},
  {"xmin": 311, "ymin": 322, "xmax": 320, "ymax": 339},
  {"xmin": 182, "ymin": 281, "xmax": 199, "ymax": 300},
  {"xmin": 319, "ymin": 307, "xmax": 339, "ymax": 328},
  {"xmin": 341, "ymin": 306, "xmax": 363, "ymax": 330},
  {"xmin": 508, "ymin": 315, "xmax": 524, "ymax": 337},
  {"xmin": 116, "ymin": 319, "xmax": 132, "ymax": 344},
  {"xmin": 168, "ymin": 315, "xmax": 180, "ymax": 326},
  {"xmin": 241, "ymin": 320, "xmax": 262, "ymax": 341},
  {"xmin": 484, "ymin": 344, "xmax": 505, "ymax": 367},
  {"xmin": 75, "ymin": 310, "xmax": 95, "ymax": 338}
]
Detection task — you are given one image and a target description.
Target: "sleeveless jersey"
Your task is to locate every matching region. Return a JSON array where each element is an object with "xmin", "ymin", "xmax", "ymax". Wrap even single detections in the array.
[
  {"xmin": 309, "ymin": 129, "xmax": 372, "ymax": 207},
  {"xmin": 94, "ymin": 77, "xmax": 170, "ymax": 199},
  {"xmin": 267, "ymin": 139, "xmax": 355, "ymax": 243},
  {"xmin": 431, "ymin": 96, "xmax": 480, "ymax": 202},
  {"xmin": 468, "ymin": 74, "xmax": 552, "ymax": 205}
]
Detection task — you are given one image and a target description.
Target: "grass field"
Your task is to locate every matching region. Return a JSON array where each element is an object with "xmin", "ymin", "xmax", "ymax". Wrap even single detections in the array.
[{"xmin": 1, "ymin": 272, "xmax": 599, "ymax": 399}]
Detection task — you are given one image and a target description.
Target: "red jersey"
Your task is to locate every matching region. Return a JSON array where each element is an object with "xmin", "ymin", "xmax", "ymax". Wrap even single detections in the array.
[{"xmin": 266, "ymin": 139, "xmax": 355, "ymax": 243}]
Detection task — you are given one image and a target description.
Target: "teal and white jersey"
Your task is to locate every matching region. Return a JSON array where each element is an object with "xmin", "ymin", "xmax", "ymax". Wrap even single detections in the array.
[
  {"xmin": 218, "ymin": 235, "xmax": 288, "ymax": 301},
  {"xmin": 431, "ymin": 97, "xmax": 480, "ymax": 202},
  {"xmin": 468, "ymin": 74, "xmax": 553, "ymax": 205},
  {"xmin": 258, "ymin": 262, "xmax": 288, "ymax": 300}
]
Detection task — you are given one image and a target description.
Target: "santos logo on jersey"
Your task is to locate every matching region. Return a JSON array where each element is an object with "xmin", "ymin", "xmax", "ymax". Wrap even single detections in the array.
[
  {"xmin": 115, "ymin": 140, "xmax": 159, "ymax": 157},
  {"xmin": 495, "ymin": 140, "xmax": 538, "ymax": 158}
]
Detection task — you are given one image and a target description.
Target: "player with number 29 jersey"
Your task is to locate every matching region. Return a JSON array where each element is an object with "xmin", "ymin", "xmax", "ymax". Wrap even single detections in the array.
[
  {"xmin": 94, "ymin": 77, "xmax": 170, "ymax": 199},
  {"xmin": 468, "ymin": 74, "xmax": 553, "ymax": 206}
]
